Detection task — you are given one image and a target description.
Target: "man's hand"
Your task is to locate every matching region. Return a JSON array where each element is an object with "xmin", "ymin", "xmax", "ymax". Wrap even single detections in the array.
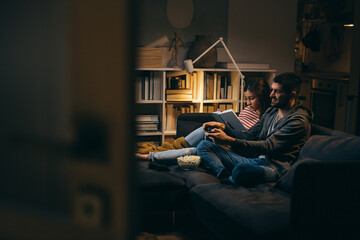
[
  {"xmin": 203, "ymin": 121, "xmax": 225, "ymax": 131},
  {"xmin": 205, "ymin": 128, "xmax": 235, "ymax": 145}
]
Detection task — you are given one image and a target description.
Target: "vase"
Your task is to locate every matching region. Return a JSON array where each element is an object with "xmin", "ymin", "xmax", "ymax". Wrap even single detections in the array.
[{"xmin": 187, "ymin": 35, "xmax": 217, "ymax": 68}]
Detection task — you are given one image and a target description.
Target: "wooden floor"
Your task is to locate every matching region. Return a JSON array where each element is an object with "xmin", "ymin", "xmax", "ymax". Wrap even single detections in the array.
[
  {"xmin": 136, "ymin": 232, "xmax": 187, "ymax": 240},
  {"xmin": 138, "ymin": 207, "xmax": 218, "ymax": 240}
]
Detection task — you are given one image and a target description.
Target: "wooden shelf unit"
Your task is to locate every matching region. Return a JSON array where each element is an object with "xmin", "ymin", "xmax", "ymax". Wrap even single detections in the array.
[{"xmin": 135, "ymin": 68, "xmax": 276, "ymax": 144}]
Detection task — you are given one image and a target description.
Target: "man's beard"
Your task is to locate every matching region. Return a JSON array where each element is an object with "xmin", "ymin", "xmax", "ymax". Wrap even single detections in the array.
[{"xmin": 271, "ymin": 96, "xmax": 290, "ymax": 109}]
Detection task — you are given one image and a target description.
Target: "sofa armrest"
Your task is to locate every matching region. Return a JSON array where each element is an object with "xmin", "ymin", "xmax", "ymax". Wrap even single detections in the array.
[
  {"xmin": 310, "ymin": 123, "xmax": 354, "ymax": 137},
  {"xmin": 176, "ymin": 113, "xmax": 215, "ymax": 138},
  {"xmin": 290, "ymin": 160, "xmax": 360, "ymax": 239}
]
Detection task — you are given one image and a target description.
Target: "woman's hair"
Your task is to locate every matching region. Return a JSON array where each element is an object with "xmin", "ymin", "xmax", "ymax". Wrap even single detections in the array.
[{"xmin": 244, "ymin": 78, "xmax": 271, "ymax": 117}]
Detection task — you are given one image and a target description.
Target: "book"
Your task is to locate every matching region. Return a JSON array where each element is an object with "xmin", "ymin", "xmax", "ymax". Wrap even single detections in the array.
[
  {"xmin": 144, "ymin": 75, "xmax": 149, "ymax": 100},
  {"xmin": 208, "ymin": 74, "xmax": 214, "ymax": 99},
  {"xmin": 136, "ymin": 124, "xmax": 158, "ymax": 131},
  {"xmin": 153, "ymin": 72, "xmax": 162, "ymax": 100},
  {"xmin": 136, "ymin": 76, "xmax": 142, "ymax": 101},
  {"xmin": 208, "ymin": 104, "xmax": 215, "ymax": 113},
  {"xmin": 192, "ymin": 73, "xmax": 198, "ymax": 99},
  {"xmin": 216, "ymin": 62, "xmax": 270, "ymax": 70},
  {"xmin": 216, "ymin": 74, "xmax": 221, "ymax": 99},
  {"xmin": 211, "ymin": 109, "xmax": 245, "ymax": 131},
  {"xmin": 227, "ymin": 85, "xmax": 233, "ymax": 99},
  {"xmin": 218, "ymin": 103, "xmax": 226, "ymax": 111},
  {"xmin": 149, "ymin": 73, "xmax": 154, "ymax": 100},
  {"xmin": 166, "ymin": 89, "xmax": 192, "ymax": 94},
  {"xmin": 166, "ymin": 104, "xmax": 176, "ymax": 131},
  {"xmin": 136, "ymin": 115, "xmax": 159, "ymax": 122},
  {"xmin": 166, "ymin": 94, "xmax": 192, "ymax": 101},
  {"xmin": 203, "ymin": 105, "xmax": 208, "ymax": 113}
]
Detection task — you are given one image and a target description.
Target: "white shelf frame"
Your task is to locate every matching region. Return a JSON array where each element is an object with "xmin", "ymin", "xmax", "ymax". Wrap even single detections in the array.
[{"xmin": 135, "ymin": 68, "xmax": 276, "ymax": 144}]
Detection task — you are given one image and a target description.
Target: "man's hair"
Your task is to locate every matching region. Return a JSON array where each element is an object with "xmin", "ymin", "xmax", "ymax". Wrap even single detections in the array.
[{"xmin": 273, "ymin": 72, "xmax": 302, "ymax": 95}]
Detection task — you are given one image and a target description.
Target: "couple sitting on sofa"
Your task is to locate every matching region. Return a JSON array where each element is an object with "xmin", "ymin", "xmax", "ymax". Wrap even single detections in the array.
[{"xmin": 137, "ymin": 72, "xmax": 313, "ymax": 186}]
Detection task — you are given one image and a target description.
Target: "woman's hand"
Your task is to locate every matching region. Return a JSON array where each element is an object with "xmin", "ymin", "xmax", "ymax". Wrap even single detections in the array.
[
  {"xmin": 205, "ymin": 128, "xmax": 235, "ymax": 145},
  {"xmin": 202, "ymin": 121, "xmax": 225, "ymax": 131}
]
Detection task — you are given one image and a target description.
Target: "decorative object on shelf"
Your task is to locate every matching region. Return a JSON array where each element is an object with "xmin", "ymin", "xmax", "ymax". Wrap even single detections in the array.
[
  {"xmin": 168, "ymin": 32, "xmax": 186, "ymax": 68},
  {"xmin": 187, "ymin": 35, "xmax": 217, "ymax": 68},
  {"xmin": 136, "ymin": 47, "xmax": 162, "ymax": 68},
  {"xmin": 166, "ymin": 0, "xmax": 194, "ymax": 29},
  {"xmin": 184, "ymin": 37, "xmax": 246, "ymax": 110}
]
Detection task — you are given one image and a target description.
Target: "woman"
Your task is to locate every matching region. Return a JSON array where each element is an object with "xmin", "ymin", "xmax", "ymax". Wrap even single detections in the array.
[{"xmin": 136, "ymin": 78, "xmax": 271, "ymax": 164}]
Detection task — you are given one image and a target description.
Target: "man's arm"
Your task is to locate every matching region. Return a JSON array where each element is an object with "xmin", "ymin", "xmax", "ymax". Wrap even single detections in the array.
[
  {"xmin": 205, "ymin": 119, "xmax": 263, "ymax": 145},
  {"xmin": 223, "ymin": 117, "xmax": 263, "ymax": 140},
  {"xmin": 230, "ymin": 115, "xmax": 310, "ymax": 157}
]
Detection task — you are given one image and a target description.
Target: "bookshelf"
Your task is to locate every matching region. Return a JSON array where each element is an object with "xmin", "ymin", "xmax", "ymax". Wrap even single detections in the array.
[{"xmin": 135, "ymin": 67, "xmax": 276, "ymax": 144}]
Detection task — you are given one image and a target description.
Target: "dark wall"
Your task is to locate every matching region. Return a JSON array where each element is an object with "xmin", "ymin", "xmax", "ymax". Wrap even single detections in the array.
[
  {"xmin": 0, "ymin": 0, "xmax": 70, "ymax": 211},
  {"xmin": 0, "ymin": 0, "xmax": 71, "ymax": 141},
  {"xmin": 137, "ymin": 0, "xmax": 229, "ymax": 46}
]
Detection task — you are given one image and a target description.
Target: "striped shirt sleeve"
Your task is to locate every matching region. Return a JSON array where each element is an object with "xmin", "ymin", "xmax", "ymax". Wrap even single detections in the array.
[{"xmin": 238, "ymin": 106, "xmax": 260, "ymax": 130}]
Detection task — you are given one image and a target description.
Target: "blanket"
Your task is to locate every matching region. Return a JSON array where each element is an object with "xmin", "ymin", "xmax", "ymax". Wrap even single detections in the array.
[{"xmin": 136, "ymin": 137, "xmax": 189, "ymax": 154}]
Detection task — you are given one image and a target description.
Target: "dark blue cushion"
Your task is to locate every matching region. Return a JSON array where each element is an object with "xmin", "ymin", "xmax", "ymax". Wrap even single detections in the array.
[
  {"xmin": 137, "ymin": 161, "xmax": 186, "ymax": 211},
  {"xmin": 275, "ymin": 157, "xmax": 319, "ymax": 194},
  {"xmin": 176, "ymin": 113, "xmax": 215, "ymax": 138},
  {"xmin": 169, "ymin": 165, "xmax": 220, "ymax": 189},
  {"xmin": 275, "ymin": 135, "xmax": 360, "ymax": 194},
  {"xmin": 297, "ymin": 135, "xmax": 360, "ymax": 161},
  {"xmin": 190, "ymin": 183, "xmax": 291, "ymax": 239}
]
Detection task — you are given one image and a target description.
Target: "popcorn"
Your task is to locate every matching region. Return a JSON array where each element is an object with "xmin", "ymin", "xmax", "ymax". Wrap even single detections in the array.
[{"xmin": 177, "ymin": 155, "xmax": 201, "ymax": 169}]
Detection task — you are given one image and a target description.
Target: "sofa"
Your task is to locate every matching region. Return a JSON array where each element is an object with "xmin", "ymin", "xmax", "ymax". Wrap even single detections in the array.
[{"xmin": 137, "ymin": 113, "xmax": 360, "ymax": 240}]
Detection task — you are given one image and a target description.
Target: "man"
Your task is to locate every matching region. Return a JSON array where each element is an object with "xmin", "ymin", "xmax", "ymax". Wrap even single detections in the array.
[{"xmin": 197, "ymin": 72, "xmax": 313, "ymax": 186}]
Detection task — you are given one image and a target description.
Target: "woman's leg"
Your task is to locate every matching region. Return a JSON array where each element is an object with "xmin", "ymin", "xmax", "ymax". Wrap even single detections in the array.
[
  {"xmin": 149, "ymin": 147, "xmax": 197, "ymax": 165},
  {"xmin": 184, "ymin": 127, "xmax": 206, "ymax": 147}
]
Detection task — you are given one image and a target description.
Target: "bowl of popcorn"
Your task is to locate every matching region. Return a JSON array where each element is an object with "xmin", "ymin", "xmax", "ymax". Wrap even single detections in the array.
[{"xmin": 177, "ymin": 155, "xmax": 201, "ymax": 170}]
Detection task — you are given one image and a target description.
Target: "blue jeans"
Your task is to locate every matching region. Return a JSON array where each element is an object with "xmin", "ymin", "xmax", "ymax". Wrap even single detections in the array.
[
  {"xmin": 196, "ymin": 140, "xmax": 277, "ymax": 185},
  {"xmin": 149, "ymin": 127, "xmax": 205, "ymax": 164}
]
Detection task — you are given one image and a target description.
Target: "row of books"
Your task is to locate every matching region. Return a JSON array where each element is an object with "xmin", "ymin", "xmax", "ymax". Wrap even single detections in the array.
[
  {"xmin": 136, "ymin": 71, "xmax": 235, "ymax": 102},
  {"xmin": 136, "ymin": 71, "xmax": 162, "ymax": 101},
  {"xmin": 166, "ymin": 70, "xmax": 191, "ymax": 90},
  {"xmin": 135, "ymin": 115, "xmax": 159, "ymax": 133},
  {"xmin": 203, "ymin": 103, "xmax": 233, "ymax": 113},
  {"xmin": 136, "ymin": 103, "xmax": 233, "ymax": 132},
  {"xmin": 166, "ymin": 71, "xmax": 194, "ymax": 101},
  {"xmin": 166, "ymin": 88, "xmax": 192, "ymax": 101},
  {"xmin": 165, "ymin": 104, "xmax": 199, "ymax": 131},
  {"xmin": 204, "ymin": 73, "xmax": 233, "ymax": 100}
]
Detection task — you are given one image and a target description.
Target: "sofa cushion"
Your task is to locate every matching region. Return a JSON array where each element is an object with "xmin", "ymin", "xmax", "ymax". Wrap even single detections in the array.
[
  {"xmin": 297, "ymin": 135, "xmax": 360, "ymax": 161},
  {"xmin": 169, "ymin": 165, "xmax": 220, "ymax": 189},
  {"xmin": 310, "ymin": 123, "xmax": 354, "ymax": 137},
  {"xmin": 190, "ymin": 183, "xmax": 291, "ymax": 240},
  {"xmin": 176, "ymin": 113, "xmax": 215, "ymax": 138},
  {"xmin": 275, "ymin": 135, "xmax": 360, "ymax": 194},
  {"xmin": 137, "ymin": 161, "xmax": 186, "ymax": 211},
  {"xmin": 137, "ymin": 162, "xmax": 185, "ymax": 191},
  {"xmin": 275, "ymin": 157, "xmax": 319, "ymax": 194}
]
